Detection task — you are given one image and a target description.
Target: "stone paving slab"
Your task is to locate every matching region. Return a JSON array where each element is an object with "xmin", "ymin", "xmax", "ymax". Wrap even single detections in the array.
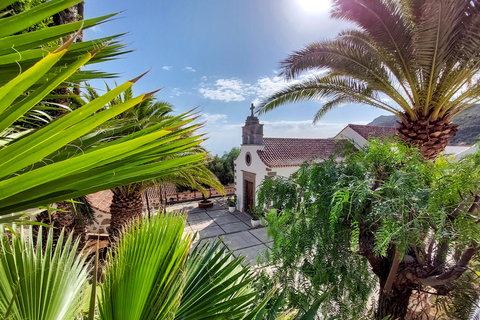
[
  {"xmin": 235, "ymin": 212, "xmax": 252, "ymax": 222},
  {"xmin": 206, "ymin": 210, "xmax": 229, "ymax": 218},
  {"xmin": 214, "ymin": 215, "xmax": 243, "ymax": 225},
  {"xmin": 176, "ymin": 197, "xmax": 271, "ymax": 267},
  {"xmin": 220, "ymin": 221, "xmax": 251, "ymax": 233},
  {"xmin": 186, "ymin": 207, "xmax": 206, "ymax": 214},
  {"xmin": 186, "ymin": 212, "xmax": 211, "ymax": 221},
  {"xmin": 233, "ymin": 244, "xmax": 269, "ymax": 266},
  {"xmin": 189, "ymin": 220, "xmax": 216, "ymax": 230},
  {"xmin": 197, "ymin": 225, "xmax": 225, "ymax": 238},
  {"xmin": 221, "ymin": 231, "xmax": 262, "ymax": 251},
  {"xmin": 248, "ymin": 228, "xmax": 271, "ymax": 243}
]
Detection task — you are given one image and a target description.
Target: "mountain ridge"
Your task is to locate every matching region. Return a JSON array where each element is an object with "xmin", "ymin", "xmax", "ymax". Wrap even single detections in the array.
[{"xmin": 367, "ymin": 104, "xmax": 480, "ymax": 146}]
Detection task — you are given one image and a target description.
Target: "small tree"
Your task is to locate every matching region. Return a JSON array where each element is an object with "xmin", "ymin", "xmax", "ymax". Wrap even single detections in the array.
[
  {"xmin": 205, "ymin": 147, "xmax": 240, "ymax": 185},
  {"xmin": 258, "ymin": 141, "xmax": 480, "ymax": 319}
]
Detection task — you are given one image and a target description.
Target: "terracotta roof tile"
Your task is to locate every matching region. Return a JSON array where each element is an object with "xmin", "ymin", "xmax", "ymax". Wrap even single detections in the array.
[
  {"xmin": 85, "ymin": 190, "xmax": 113, "ymax": 214},
  {"xmin": 257, "ymin": 138, "xmax": 345, "ymax": 168},
  {"xmin": 347, "ymin": 124, "xmax": 397, "ymax": 140}
]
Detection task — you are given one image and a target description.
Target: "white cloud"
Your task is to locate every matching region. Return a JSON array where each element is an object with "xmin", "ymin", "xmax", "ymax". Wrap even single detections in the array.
[
  {"xmin": 90, "ymin": 25, "xmax": 102, "ymax": 33},
  {"xmin": 184, "ymin": 66, "xmax": 196, "ymax": 72},
  {"xmin": 255, "ymin": 76, "xmax": 287, "ymax": 99},
  {"xmin": 199, "ymin": 78, "xmax": 253, "ymax": 102},
  {"xmin": 169, "ymin": 88, "xmax": 185, "ymax": 97},
  {"xmin": 162, "ymin": 66, "xmax": 172, "ymax": 71},
  {"xmin": 253, "ymin": 70, "xmax": 327, "ymax": 105},
  {"xmin": 200, "ymin": 113, "xmax": 228, "ymax": 123},
  {"xmin": 198, "ymin": 70, "xmax": 326, "ymax": 104}
]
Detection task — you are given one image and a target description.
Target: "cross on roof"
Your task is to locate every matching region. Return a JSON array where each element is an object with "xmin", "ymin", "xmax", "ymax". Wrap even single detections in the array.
[{"xmin": 250, "ymin": 103, "xmax": 255, "ymax": 117}]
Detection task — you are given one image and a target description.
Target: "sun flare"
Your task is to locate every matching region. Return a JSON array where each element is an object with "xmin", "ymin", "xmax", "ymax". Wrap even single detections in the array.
[{"xmin": 298, "ymin": 0, "xmax": 332, "ymax": 13}]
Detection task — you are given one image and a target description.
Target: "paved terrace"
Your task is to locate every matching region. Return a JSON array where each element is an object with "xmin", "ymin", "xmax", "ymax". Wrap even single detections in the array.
[{"xmin": 165, "ymin": 197, "xmax": 272, "ymax": 266}]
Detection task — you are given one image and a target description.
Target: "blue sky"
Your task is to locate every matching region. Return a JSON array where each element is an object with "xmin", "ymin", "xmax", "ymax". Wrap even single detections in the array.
[{"xmin": 84, "ymin": 0, "xmax": 389, "ymax": 155}]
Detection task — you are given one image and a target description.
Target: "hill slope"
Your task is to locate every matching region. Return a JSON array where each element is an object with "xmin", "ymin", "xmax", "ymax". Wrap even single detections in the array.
[{"xmin": 368, "ymin": 105, "xmax": 480, "ymax": 145}]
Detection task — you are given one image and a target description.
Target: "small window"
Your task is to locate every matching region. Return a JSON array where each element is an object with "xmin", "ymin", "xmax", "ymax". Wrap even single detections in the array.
[{"xmin": 245, "ymin": 152, "xmax": 252, "ymax": 166}]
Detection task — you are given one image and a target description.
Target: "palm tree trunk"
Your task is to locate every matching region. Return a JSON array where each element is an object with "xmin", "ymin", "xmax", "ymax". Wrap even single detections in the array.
[
  {"xmin": 108, "ymin": 187, "xmax": 144, "ymax": 242},
  {"xmin": 397, "ymin": 112, "xmax": 458, "ymax": 160},
  {"xmin": 52, "ymin": 3, "xmax": 84, "ymax": 110}
]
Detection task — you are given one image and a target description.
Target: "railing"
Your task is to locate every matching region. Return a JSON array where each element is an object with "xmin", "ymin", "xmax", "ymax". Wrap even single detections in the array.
[{"xmin": 141, "ymin": 184, "xmax": 235, "ymax": 208}]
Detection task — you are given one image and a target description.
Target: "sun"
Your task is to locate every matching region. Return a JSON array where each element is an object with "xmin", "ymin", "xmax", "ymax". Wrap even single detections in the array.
[{"xmin": 298, "ymin": 0, "xmax": 332, "ymax": 13}]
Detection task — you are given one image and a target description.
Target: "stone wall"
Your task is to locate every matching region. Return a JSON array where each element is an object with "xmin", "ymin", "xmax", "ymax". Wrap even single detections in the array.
[
  {"xmin": 87, "ymin": 209, "xmax": 111, "ymax": 235},
  {"xmin": 87, "ymin": 184, "xmax": 235, "ymax": 235}
]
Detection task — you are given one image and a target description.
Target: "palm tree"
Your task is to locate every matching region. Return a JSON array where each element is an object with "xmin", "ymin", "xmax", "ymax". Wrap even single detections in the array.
[
  {"xmin": 83, "ymin": 85, "xmax": 223, "ymax": 241},
  {"xmin": 0, "ymin": 3, "xmax": 207, "ymax": 224},
  {"xmin": 83, "ymin": 86, "xmax": 176, "ymax": 240},
  {"xmin": 258, "ymin": 0, "xmax": 480, "ymax": 160},
  {"xmin": 34, "ymin": 196, "xmax": 96, "ymax": 251}
]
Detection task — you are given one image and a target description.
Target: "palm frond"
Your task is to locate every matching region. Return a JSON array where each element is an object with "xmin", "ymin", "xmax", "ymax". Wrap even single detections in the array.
[
  {"xmin": 258, "ymin": 75, "xmax": 402, "ymax": 119},
  {"xmin": 0, "ymin": 226, "xmax": 90, "ymax": 320},
  {"xmin": 98, "ymin": 212, "xmax": 191, "ymax": 320},
  {"xmin": 176, "ymin": 239, "xmax": 257, "ymax": 319},
  {"xmin": 332, "ymin": 0, "xmax": 419, "ymax": 101}
]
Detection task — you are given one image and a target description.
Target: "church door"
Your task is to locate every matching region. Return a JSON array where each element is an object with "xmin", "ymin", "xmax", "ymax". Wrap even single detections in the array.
[{"xmin": 244, "ymin": 180, "xmax": 254, "ymax": 213}]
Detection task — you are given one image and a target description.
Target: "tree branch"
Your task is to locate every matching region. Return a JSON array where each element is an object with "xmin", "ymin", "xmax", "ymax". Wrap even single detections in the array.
[
  {"xmin": 358, "ymin": 224, "xmax": 384, "ymax": 276},
  {"xmin": 468, "ymin": 193, "xmax": 480, "ymax": 214},
  {"xmin": 434, "ymin": 193, "xmax": 479, "ymax": 266},
  {"xmin": 419, "ymin": 247, "xmax": 478, "ymax": 290},
  {"xmin": 384, "ymin": 249, "xmax": 400, "ymax": 292}
]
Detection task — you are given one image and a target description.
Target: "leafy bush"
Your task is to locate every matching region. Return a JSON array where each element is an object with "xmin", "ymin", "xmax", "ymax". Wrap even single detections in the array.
[
  {"xmin": 227, "ymin": 195, "xmax": 237, "ymax": 207},
  {"xmin": 206, "ymin": 147, "xmax": 240, "ymax": 185},
  {"xmin": 258, "ymin": 140, "xmax": 480, "ymax": 319}
]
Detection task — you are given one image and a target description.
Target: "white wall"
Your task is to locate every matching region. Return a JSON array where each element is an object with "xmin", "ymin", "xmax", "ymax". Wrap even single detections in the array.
[
  {"xmin": 445, "ymin": 145, "xmax": 479, "ymax": 159},
  {"xmin": 234, "ymin": 144, "xmax": 302, "ymax": 212},
  {"xmin": 234, "ymin": 145, "xmax": 265, "ymax": 212},
  {"xmin": 334, "ymin": 126, "xmax": 367, "ymax": 148},
  {"xmin": 275, "ymin": 166, "xmax": 300, "ymax": 178}
]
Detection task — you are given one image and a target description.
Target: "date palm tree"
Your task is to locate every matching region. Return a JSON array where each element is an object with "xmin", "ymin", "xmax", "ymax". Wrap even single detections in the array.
[
  {"xmin": 83, "ymin": 85, "xmax": 223, "ymax": 240},
  {"xmin": 258, "ymin": 0, "xmax": 480, "ymax": 160},
  {"xmin": 0, "ymin": 0, "xmax": 207, "ymax": 225}
]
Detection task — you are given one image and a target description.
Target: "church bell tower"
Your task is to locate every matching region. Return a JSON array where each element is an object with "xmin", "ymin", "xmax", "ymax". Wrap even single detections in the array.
[{"xmin": 242, "ymin": 103, "xmax": 264, "ymax": 145}]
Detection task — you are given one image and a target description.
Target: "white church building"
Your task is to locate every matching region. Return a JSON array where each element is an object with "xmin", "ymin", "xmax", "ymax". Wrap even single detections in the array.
[{"xmin": 233, "ymin": 104, "xmax": 477, "ymax": 213}]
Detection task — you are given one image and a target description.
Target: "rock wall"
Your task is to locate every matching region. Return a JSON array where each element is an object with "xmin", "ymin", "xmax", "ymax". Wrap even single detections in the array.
[
  {"xmin": 87, "ymin": 184, "xmax": 235, "ymax": 235},
  {"xmin": 87, "ymin": 209, "xmax": 111, "ymax": 235}
]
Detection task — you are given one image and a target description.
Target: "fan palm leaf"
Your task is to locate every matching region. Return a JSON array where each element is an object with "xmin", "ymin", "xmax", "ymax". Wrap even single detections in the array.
[
  {"xmin": 176, "ymin": 239, "xmax": 257, "ymax": 320},
  {"xmin": 99, "ymin": 215, "xmax": 279, "ymax": 320},
  {"xmin": 0, "ymin": 226, "xmax": 90, "ymax": 320},
  {"xmin": 98, "ymin": 212, "xmax": 191, "ymax": 320}
]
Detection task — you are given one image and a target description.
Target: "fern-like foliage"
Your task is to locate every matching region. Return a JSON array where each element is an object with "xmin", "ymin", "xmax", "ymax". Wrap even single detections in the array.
[{"xmin": 258, "ymin": 140, "xmax": 480, "ymax": 319}]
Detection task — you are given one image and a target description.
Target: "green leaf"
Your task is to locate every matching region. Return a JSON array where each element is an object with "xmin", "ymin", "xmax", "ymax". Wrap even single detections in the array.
[
  {"xmin": 0, "ymin": 0, "xmax": 82, "ymax": 38},
  {"xmin": 0, "ymin": 51, "xmax": 94, "ymax": 133},
  {"xmin": 0, "ymin": 78, "xmax": 137, "ymax": 178},
  {"xmin": 296, "ymin": 290, "xmax": 330, "ymax": 320},
  {"xmin": 98, "ymin": 213, "xmax": 191, "ymax": 320},
  {"xmin": 176, "ymin": 239, "xmax": 257, "ymax": 319},
  {"xmin": 0, "ymin": 14, "xmax": 117, "ymax": 54},
  {"xmin": 0, "ymin": 0, "xmax": 18, "ymax": 11},
  {"xmin": 0, "ymin": 226, "xmax": 90, "ymax": 319},
  {"xmin": 0, "ymin": 36, "xmax": 74, "ymax": 115}
]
